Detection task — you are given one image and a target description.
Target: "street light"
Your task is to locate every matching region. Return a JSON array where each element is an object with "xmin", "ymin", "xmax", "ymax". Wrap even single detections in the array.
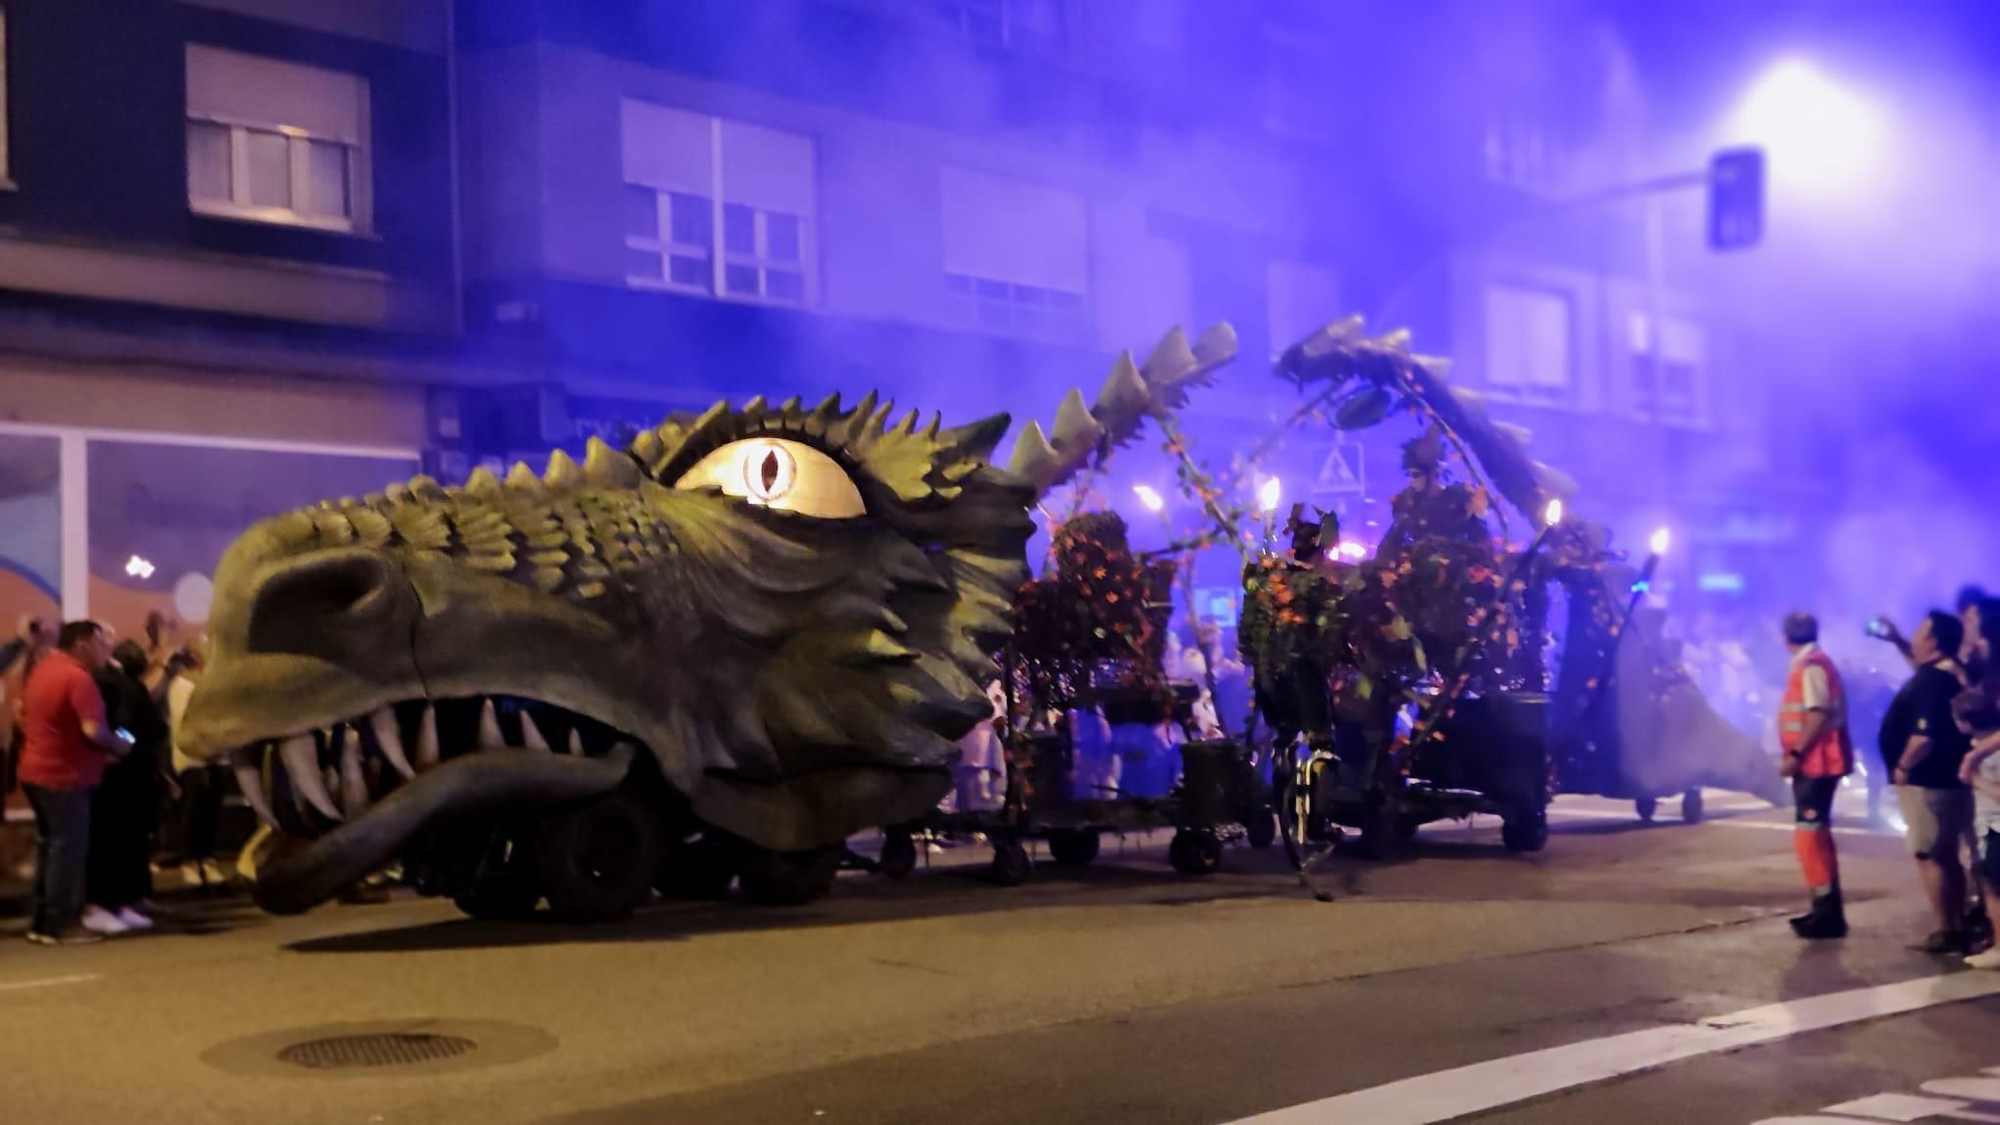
[
  {"xmin": 1133, "ymin": 484, "xmax": 1165, "ymax": 513},
  {"xmin": 1727, "ymin": 58, "xmax": 1888, "ymax": 206}
]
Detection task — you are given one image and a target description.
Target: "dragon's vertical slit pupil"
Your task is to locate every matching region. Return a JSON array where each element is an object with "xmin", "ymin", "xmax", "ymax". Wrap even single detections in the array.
[{"xmin": 738, "ymin": 439, "xmax": 797, "ymax": 504}]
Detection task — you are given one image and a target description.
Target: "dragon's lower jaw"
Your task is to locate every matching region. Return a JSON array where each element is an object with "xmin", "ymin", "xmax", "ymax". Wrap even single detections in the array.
[
  {"xmin": 223, "ymin": 697, "xmax": 643, "ymax": 914},
  {"xmin": 252, "ymin": 744, "xmax": 634, "ymax": 914}
]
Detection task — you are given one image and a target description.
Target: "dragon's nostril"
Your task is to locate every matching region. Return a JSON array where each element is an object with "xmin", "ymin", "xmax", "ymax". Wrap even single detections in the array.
[{"xmin": 248, "ymin": 550, "xmax": 402, "ymax": 653}]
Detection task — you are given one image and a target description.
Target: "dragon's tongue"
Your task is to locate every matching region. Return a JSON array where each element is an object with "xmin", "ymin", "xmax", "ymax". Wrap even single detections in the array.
[{"xmin": 252, "ymin": 743, "xmax": 635, "ymax": 915}]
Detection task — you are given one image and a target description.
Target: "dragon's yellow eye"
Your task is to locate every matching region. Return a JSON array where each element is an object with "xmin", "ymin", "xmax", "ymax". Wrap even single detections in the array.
[{"xmin": 673, "ymin": 438, "xmax": 865, "ymax": 518}]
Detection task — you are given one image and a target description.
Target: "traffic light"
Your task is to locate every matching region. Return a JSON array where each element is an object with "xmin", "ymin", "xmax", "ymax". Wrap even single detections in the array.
[{"xmin": 1708, "ymin": 147, "xmax": 1764, "ymax": 251}]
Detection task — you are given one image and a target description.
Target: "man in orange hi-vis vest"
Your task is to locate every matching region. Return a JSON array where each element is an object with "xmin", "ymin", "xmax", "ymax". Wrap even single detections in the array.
[{"xmin": 1780, "ymin": 612, "xmax": 1854, "ymax": 939}]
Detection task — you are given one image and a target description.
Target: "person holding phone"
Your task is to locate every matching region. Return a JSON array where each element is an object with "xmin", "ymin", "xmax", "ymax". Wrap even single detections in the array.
[
  {"xmin": 1879, "ymin": 611, "xmax": 1978, "ymax": 954},
  {"xmin": 18, "ymin": 621, "xmax": 134, "ymax": 945},
  {"xmin": 89, "ymin": 640, "xmax": 178, "ymax": 931}
]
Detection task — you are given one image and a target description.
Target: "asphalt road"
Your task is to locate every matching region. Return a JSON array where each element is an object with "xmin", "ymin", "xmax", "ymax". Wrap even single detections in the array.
[{"xmin": 2, "ymin": 790, "xmax": 1995, "ymax": 1125}]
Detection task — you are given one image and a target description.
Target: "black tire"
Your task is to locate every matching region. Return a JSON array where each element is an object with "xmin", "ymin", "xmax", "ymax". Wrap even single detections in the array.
[
  {"xmin": 453, "ymin": 878, "xmax": 540, "ymax": 921},
  {"xmin": 1168, "ymin": 829, "xmax": 1224, "ymax": 876},
  {"xmin": 1246, "ymin": 807, "xmax": 1278, "ymax": 850},
  {"xmin": 1635, "ymin": 796, "xmax": 1659, "ymax": 823},
  {"xmin": 1047, "ymin": 829, "xmax": 1101, "ymax": 867},
  {"xmin": 655, "ymin": 834, "xmax": 737, "ymax": 900},
  {"xmin": 1681, "ymin": 788, "xmax": 1705, "ymax": 825},
  {"xmin": 534, "ymin": 790, "xmax": 662, "ymax": 921},
  {"xmin": 878, "ymin": 829, "xmax": 918, "ymax": 880},
  {"xmin": 988, "ymin": 839, "xmax": 1031, "ymax": 886},
  {"xmin": 1392, "ymin": 812, "xmax": 1421, "ymax": 845},
  {"xmin": 738, "ymin": 846, "xmax": 842, "ymax": 905},
  {"xmin": 1502, "ymin": 807, "xmax": 1550, "ymax": 853},
  {"xmin": 1347, "ymin": 803, "xmax": 1393, "ymax": 861}
]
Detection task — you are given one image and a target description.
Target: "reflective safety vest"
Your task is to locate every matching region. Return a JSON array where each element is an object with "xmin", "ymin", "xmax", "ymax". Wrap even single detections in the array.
[{"xmin": 1780, "ymin": 649, "xmax": 1852, "ymax": 778}]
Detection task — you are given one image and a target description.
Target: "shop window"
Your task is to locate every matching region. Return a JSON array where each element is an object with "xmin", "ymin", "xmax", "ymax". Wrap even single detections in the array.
[
  {"xmin": 184, "ymin": 44, "xmax": 371, "ymax": 232},
  {"xmin": 1484, "ymin": 284, "xmax": 1573, "ymax": 405},
  {"xmin": 621, "ymin": 100, "xmax": 814, "ymax": 306},
  {"xmin": 86, "ymin": 441, "xmax": 415, "ymax": 647},
  {"xmin": 0, "ymin": 432, "xmax": 60, "ymax": 813},
  {"xmin": 940, "ymin": 166, "xmax": 1090, "ymax": 342}
]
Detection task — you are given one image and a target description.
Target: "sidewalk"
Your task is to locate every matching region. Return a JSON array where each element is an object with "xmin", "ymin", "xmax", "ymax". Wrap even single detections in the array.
[{"xmin": 0, "ymin": 817, "xmax": 249, "ymax": 917}]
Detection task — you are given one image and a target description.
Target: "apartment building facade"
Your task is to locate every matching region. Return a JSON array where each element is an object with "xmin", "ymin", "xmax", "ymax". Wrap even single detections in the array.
[{"xmin": 0, "ymin": 0, "xmax": 1795, "ymax": 665}]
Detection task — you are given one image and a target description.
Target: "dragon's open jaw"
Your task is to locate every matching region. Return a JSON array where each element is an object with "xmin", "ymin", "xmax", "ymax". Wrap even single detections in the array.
[
  {"xmin": 222, "ymin": 694, "xmax": 645, "ymax": 914},
  {"xmin": 225, "ymin": 695, "xmax": 640, "ymax": 834}
]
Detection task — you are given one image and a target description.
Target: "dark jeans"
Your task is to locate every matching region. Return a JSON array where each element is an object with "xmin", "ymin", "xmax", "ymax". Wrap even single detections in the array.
[
  {"xmin": 88, "ymin": 755, "xmax": 158, "ymax": 909},
  {"xmin": 25, "ymin": 783, "xmax": 92, "ymax": 935},
  {"xmin": 164, "ymin": 765, "xmax": 226, "ymax": 863}
]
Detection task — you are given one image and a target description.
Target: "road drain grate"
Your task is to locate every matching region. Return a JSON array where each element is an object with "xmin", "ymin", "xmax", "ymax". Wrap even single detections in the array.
[{"xmin": 277, "ymin": 1033, "xmax": 478, "ymax": 1070}]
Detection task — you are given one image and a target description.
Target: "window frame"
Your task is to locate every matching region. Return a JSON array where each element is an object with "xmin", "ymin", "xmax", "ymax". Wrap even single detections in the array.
[
  {"xmin": 621, "ymin": 112, "xmax": 816, "ymax": 309},
  {"xmin": 1481, "ymin": 282, "xmax": 1576, "ymax": 408},
  {"xmin": 1627, "ymin": 312, "xmax": 1712, "ymax": 428},
  {"xmin": 183, "ymin": 42, "xmax": 374, "ymax": 237},
  {"xmin": 187, "ymin": 111, "xmax": 369, "ymax": 234},
  {"xmin": 943, "ymin": 271, "xmax": 1088, "ymax": 343}
]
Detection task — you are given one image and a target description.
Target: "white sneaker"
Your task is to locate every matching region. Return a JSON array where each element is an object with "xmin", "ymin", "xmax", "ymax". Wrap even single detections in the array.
[
  {"xmin": 80, "ymin": 905, "xmax": 130, "ymax": 936},
  {"xmin": 114, "ymin": 907, "xmax": 154, "ymax": 931},
  {"xmin": 1965, "ymin": 947, "xmax": 2000, "ymax": 970}
]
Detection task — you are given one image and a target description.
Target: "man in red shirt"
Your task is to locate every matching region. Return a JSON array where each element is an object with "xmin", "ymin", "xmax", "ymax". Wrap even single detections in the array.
[
  {"xmin": 1778, "ymin": 612, "xmax": 1854, "ymax": 940},
  {"xmin": 20, "ymin": 621, "xmax": 133, "ymax": 945}
]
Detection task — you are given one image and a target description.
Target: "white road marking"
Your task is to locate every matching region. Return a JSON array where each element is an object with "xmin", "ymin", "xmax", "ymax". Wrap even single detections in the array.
[
  {"xmin": 1226, "ymin": 974, "xmax": 2000, "ymax": 1125},
  {"xmin": 0, "ymin": 973, "xmax": 98, "ymax": 994},
  {"xmin": 1823, "ymin": 1092, "xmax": 1981, "ymax": 1122}
]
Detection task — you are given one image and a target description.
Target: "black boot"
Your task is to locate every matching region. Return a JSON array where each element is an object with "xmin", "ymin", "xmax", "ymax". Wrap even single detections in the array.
[{"xmin": 1790, "ymin": 892, "xmax": 1847, "ymax": 939}]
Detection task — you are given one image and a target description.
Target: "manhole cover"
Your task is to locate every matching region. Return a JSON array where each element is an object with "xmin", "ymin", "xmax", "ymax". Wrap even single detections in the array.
[
  {"xmin": 204, "ymin": 1019, "xmax": 555, "ymax": 1079},
  {"xmin": 277, "ymin": 1033, "xmax": 478, "ymax": 1070}
]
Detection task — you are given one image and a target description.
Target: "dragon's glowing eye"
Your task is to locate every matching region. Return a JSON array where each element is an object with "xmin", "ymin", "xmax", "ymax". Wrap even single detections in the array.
[
  {"xmin": 743, "ymin": 443, "xmax": 796, "ymax": 502},
  {"xmin": 674, "ymin": 437, "xmax": 866, "ymax": 518}
]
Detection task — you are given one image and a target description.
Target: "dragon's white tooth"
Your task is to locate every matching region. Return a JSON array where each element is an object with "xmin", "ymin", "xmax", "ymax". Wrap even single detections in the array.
[
  {"xmin": 567, "ymin": 728, "xmax": 584, "ymax": 756},
  {"xmin": 371, "ymin": 709, "xmax": 415, "ymax": 780},
  {"xmin": 479, "ymin": 698, "xmax": 504, "ymax": 748},
  {"xmin": 231, "ymin": 746, "xmax": 278, "ymax": 828},
  {"xmin": 281, "ymin": 735, "xmax": 341, "ymax": 822},
  {"xmin": 339, "ymin": 729, "xmax": 370, "ymax": 819},
  {"xmin": 520, "ymin": 710, "xmax": 550, "ymax": 751},
  {"xmin": 415, "ymin": 705, "xmax": 440, "ymax": 769}
]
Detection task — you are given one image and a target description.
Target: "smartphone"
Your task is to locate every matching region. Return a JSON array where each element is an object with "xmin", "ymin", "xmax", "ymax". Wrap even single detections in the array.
[{"xmin": 1865, "ymin": 617, "xmax": 1891, "ymax": 639}]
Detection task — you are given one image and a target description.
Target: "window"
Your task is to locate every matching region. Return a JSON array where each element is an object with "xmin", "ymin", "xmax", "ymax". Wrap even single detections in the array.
[
  {"xmin": 1629, "ymin": 313, "xmax": 1708, "ymax": 425},
  {"xmin": 939, "ymin": 167, "xmax": 1089, "ymax": 342},
  {"xmin": 1483, "ymin": 114, "xmax": 1568, "ymax": 193},
  {"xmin": 1483, "ymin": 285, "xmax": 1572, "ymax": 404},
  {"xmin": 184, "ymin": 45, "xmax": 370, "ymax": 232},
  {"xmin": 935, "ymin": 0, "xmax": 1067, "ymax": 55},
  {"xmin": 621, "ymin": 101, "xmax": 814, "ymax": 306}
]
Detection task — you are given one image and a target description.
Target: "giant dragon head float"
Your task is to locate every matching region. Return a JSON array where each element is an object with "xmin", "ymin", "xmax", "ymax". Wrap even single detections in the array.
[{"xmin": 178, "ymin": 325, "xmax": 1236, "ymax": 912}]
